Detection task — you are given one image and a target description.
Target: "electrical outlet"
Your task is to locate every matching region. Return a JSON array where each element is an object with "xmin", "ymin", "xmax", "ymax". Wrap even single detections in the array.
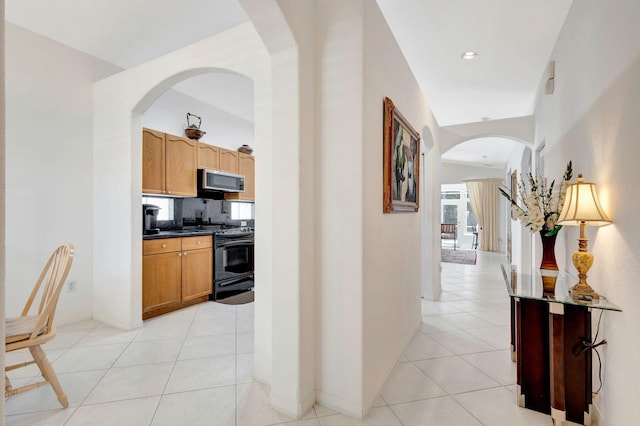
[
  {"xmin": 67, "ymin": 280, "xmax": 76, "ymax": 292},
  {"xmin": 241, "ymin": 221, "xmax": 247, "ymax": 227}
]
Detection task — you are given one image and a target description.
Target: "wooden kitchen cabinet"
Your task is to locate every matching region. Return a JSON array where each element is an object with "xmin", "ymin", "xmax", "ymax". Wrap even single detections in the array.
[
  {"xmin": 142, "ymin": 128, "xmax": 165, "ymax": 195},
  {"xmin": 142, "ymin": 236, "xmax": 212, "ymax": 319},
  {"xmin": 226, "ymin": 153, "xmax": 255, "ymax": 201},
  {"xmin": 142, "ymin": 240, "xmax": 182, "ymax": 315},
  {"xmin": 165, "ymin": 134, "xmax": 197, "ymax": 197},
  {"xmin": 181, "ymin": 236, "xmax": 213, "ymax": 301},
  {"xmin": 142, "ymin": 128, "xmax": 197, "ymax": 197},
  {"xmin": 198, "ymin": 142, "xmax": 220, "ymax": 170},
  {"xmin": 219, "ymin": 148, "xmax": 239, "ymax": 173}
]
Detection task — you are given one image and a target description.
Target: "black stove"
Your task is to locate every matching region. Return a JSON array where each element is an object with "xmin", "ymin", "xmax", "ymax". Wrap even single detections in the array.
[
  {"xmin": 211, "ymin": 227, "xmax": 254, "ymax": 300},
  {"xmin": 215, "ymin": 227, "xmax": 254, "ymax": 236}
]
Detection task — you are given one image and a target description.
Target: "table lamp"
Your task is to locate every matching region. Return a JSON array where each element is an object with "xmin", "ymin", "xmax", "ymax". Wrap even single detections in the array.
[{"xmin": 557, "ymin": 174, "xmax": 612, "ymax": 299}]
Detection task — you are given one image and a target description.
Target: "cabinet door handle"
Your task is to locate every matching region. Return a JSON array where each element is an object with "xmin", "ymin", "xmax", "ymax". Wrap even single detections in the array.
[
  {"xmin": 178, "ymin": 253, "xmax": 182, "ymax": 257},
  {"xmin": 183, "ymin": 252, "xmax": 188, "ymax": 256}
]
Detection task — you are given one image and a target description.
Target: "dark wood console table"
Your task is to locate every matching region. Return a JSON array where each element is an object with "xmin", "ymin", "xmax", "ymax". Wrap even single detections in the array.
[{"xmin": 501, "ymin": 265, "xmax": 621, "ymax": 426}]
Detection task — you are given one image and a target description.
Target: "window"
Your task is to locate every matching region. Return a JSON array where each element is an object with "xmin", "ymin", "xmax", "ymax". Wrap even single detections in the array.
[
  {"xmin": 443, "ymin": 205, "xmax": 458, "ymax": 224},
  {"xmin": 466, "ymin": 201, "xmax": 478, "ymax": 233},
  {"xmin": 231, "ymin": 202, "xmax": 254, "ymax": 220},
  {"xmin": 536, "ymin": 142, "xmax": 546, "ymax": 179},
  {"xmin": 142, "ymin": 196, "xmax": 174, "ymax": 221},
  {"xmin": 441, "ymin": 184, "xmax": 477, "ymax": 235},
  {"xmin": 441, "ymin": 191, "xmax": 461, "ymax": 200}
]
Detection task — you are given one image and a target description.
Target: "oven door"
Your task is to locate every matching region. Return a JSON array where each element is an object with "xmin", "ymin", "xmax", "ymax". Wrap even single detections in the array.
[{"xmin": 214, "ymin": 236, "xmax": 254, "ymax": 282}]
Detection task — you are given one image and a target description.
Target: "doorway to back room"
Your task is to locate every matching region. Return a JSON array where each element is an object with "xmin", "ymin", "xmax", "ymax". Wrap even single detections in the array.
[{"xmin": 441, "ymin": 183, "xmax": 478, "ymax": 250}]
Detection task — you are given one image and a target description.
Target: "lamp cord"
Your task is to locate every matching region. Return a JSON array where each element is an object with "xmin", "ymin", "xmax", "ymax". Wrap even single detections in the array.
[{"xmin": 572, "ymin": 309, "xmax": 606, "ymax": 393}]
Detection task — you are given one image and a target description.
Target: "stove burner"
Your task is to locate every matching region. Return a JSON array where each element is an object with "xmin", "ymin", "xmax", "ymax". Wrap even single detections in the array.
[{"xmin": 215, "ymin": 227, "xmax": 254, "ymax": 235}]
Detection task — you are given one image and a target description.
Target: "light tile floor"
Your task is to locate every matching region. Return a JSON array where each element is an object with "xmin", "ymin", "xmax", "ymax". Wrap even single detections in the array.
[{"xmin": 5, "ymin": 251, "xmax": 553, "ymax": 425}]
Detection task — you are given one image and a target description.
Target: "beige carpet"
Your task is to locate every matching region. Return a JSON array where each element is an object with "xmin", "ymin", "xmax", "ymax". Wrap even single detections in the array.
[{"xmin": 441, "ymin": 249, "xmax": 477, "ymax": 265}]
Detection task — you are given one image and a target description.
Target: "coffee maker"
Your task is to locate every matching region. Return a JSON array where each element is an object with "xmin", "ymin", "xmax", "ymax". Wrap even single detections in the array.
[{"xmin": 143, "ymin": 204, "xmax": 161, "ymax": 235}]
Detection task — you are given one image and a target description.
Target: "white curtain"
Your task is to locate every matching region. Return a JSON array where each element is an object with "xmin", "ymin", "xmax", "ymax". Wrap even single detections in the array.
[{"xmin": 465, "ymin": 179, "xmax": 501, "ymax": 252}]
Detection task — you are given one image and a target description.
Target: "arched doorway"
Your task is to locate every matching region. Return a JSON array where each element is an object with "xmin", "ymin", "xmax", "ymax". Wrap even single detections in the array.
[
  {"xmin": 434, "ymin": 118, "xmax": 535, "ymax": 300},
  {"xmin": 91, "ymin": 8, "xmax": 316, "ymax": 414},
  {"xmin": 91, "ymin": 18, "xmax": 285, "ymax": 399}
]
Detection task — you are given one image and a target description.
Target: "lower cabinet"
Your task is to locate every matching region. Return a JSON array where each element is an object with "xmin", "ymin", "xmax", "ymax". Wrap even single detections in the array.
[{"xmin": 143, "ymin": 236, "xmax": 212, "ymax": 319}]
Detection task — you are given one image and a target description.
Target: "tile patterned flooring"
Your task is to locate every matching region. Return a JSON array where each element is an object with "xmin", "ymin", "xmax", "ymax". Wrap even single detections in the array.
[{"xmin": 5, "ymin": 251, "xmax": 553, "ymax": 425}]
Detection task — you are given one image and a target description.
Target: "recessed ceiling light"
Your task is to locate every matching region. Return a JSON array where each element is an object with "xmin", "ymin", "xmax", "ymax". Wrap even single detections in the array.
[{"xmin": 461, "ymin": 51, "xmax": 478, "ymax": 60}]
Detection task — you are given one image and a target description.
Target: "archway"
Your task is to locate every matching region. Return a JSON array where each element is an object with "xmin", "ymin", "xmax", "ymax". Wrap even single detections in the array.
[
  {"xmin": 436, "ymin": 118, "xmax": 536, "ymax": 297},
  {"xmin": 92, "ymin": 13, "xmax": 312, "ymax": 416}
]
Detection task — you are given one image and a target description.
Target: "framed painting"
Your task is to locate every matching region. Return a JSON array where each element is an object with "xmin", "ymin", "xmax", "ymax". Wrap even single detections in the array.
[{"xmin": 383, "ymin": 97, "xmax": 420, "ymax": 213}]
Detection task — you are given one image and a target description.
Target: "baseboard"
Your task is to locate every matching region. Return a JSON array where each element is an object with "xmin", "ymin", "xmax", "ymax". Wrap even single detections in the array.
[
  {"xmin": 591, "ymin": 401, "xmax": 603, "ymax": 425},
  {"xmin": 91, "ymin": 313, "xmax": 143, "ymax": 331},
  {"xmin": 252, "ymin": 369, "xmax": 271, "ymax": 387},
  {"xmin": 270, "ymin": 388, "xmax": 316, "ymax": 419},
  {"xmin": 316, "ymin": 390, "xmax": 364, "ymax": 419}
]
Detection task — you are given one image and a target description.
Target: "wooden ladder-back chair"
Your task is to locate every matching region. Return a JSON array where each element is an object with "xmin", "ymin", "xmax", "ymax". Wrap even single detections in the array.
[
  {"xmin": 5, "ymin": 243, "xmax": 75, "ymax": 408},
  {"xmin": 440, "ymin": 223, "xmax": 457, "ymax": 250}
]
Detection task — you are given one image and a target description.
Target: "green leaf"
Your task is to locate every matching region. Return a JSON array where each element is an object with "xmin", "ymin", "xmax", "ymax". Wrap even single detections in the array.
[{"xmin": 544, "ymin": 225, "xmax": 562, "ymax": 237}]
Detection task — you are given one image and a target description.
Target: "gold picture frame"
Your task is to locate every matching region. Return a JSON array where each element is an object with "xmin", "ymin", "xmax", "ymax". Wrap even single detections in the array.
[{"xmin": 383, "ymin": 97, "xmax": 420, "ymax": 213}]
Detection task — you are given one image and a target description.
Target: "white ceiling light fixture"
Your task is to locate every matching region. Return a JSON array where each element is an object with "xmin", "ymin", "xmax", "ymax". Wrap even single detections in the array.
[{"xmin": 461, "ymin": 51, "xmax": 478, "ymax": 60}]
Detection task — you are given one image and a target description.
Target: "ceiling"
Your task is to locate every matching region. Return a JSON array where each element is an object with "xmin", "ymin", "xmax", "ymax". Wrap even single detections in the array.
[
  {"xmin": 377, "ymin": 0, "xmax": 573, "ymax": 169},
  {"xmin": 6, "ymin": 0, "xmax": 574, "ymax": 168},
  {"xmin": 5, "ymin": 0, "xmax": 254, "ymax": 122}
]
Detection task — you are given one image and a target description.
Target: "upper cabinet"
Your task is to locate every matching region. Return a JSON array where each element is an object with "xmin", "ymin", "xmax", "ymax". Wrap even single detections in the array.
[
  {"xmin": 142, "ymin": 128, "xmax": 166, "ymax": 195},
  {"xmin": 143, "ymin": 127, "xmax": 255, "ymax": 201},
  {"xmin": 198, "ymin": 143, "xmax": 219, "ymax": 170},
  {"xmin": 219, "ymin": 148, "xmax": 239, "ymax": 174},
  {"xmin": 143, "ymin": 128, "xmax": 197, "ymax": 197},
  {"xmin": 165, "ymin": 134, "xmax": 197, "ymax": 196},
  {"xmin": 225, "ymin": 153, "xmax": 255, "ymax": 201}
]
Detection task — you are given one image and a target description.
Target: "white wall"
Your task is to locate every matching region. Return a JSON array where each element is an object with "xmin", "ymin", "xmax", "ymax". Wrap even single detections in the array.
[
  {"xmin": 143, "ymin": 86, "xmax": 254, "ymax": 151},
  {"xmin": 361, "ymin": 0, "xmax": 437, "ymax": 412},
  {"xmin": 503, "ymin": 144, "xmax": 533, "ymax": 270},
  {"xmin": 269, "ymin": 0, "xmax": 318, "ymax": 416},
  {"xmin": 440, "ymin": 162, "xmax": 504, "ymax": 185},
  {"xmin": 267, "ymin": 0, "xmax": 440, "ymax": 417},
  {"xmin": 421, "ymin": 126, "xmax": 442, "ymax": 301},
  {"xmin": 5, "ymin": 23, "xmax": 119, "ymax": 325},
  {"xmin": 312, "ymin": 0, "xmax": 365, "ymax": 415},
  {"xmin": 1, "ymin": 0, "xmax": 7, "ymax": 417},
  {"xmin": 533, "ymin": 0, "xmax": 640, "ymax": 423}
]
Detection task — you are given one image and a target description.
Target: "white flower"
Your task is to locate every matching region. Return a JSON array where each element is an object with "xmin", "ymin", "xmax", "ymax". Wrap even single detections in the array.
[{"xmin": 499, "ymin": 162, "xmax": 573, "ymax": 234}]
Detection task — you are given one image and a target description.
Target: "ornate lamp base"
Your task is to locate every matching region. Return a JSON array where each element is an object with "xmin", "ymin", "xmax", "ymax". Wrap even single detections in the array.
[{"xmin": 571, "ymin": 243, "xmax": 599, "ymax": 300}]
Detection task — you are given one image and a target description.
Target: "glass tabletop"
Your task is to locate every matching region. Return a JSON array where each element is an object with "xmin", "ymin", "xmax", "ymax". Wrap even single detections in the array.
[{"xmin": 501, "ymin": 264, "xmax": 622, "ymax": 312}]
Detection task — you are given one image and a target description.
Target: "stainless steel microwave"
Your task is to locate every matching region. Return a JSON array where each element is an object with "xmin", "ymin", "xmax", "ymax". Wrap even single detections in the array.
[{"xmin": 200, "ymin": 169, "xmax": 245, "ymax": 193}]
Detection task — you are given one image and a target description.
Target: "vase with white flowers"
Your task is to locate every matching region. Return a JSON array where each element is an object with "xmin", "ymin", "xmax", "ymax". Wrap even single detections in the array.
[{"xmin": 500, "ymin": 162, "xmax": 573, "ymax": 290}]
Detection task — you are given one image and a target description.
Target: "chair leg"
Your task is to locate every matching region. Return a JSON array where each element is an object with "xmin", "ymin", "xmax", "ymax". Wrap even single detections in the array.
[{"xmin": 29, "ymin": 345, "xmax": 68, "ymax": 408}]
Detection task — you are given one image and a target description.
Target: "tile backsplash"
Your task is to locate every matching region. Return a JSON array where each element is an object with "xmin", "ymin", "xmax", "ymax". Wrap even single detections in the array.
[
  {"xmin": 179, "ymin": 198, "xmax": 231, "ymax": 223},
  {"xmin": 180, "ymin": 198, "xmax": 225, "ymax": 224},
  {"xmin": 156, "ymin": 197, "xmax": 254, "ymax": 229}
]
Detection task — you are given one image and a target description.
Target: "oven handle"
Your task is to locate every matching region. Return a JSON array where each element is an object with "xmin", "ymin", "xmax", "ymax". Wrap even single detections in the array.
[{"xmin": 217, "ymin": 239, "xmax": 253, "ymax": 248}]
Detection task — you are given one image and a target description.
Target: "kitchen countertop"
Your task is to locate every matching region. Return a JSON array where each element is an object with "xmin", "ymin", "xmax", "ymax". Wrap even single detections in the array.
[{"xmin": 143, "ymin": 228, "xmax": 218, "ymax": 240}]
